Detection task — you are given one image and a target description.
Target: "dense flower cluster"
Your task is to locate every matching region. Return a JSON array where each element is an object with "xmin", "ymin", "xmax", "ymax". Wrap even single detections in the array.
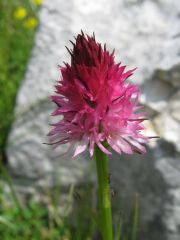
[{"xmin": 48, "ymin": 32, "xmax": 149, "ymax": 157}]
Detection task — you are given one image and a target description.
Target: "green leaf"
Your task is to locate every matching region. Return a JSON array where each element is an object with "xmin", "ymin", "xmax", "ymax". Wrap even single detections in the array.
[{"xmin": 0, "ymin": 216, "xmax": 14, "ymax": 229}]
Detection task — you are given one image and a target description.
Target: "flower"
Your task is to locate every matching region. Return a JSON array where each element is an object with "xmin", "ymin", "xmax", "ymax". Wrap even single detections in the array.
[
  {"xmin": 48, "ymin": 32, "xmax": 150, "ymax": 157},
  {"xmin": 23, "ymin": 17, "xmax": 38, "ymax": 29},
  {"xmin": 14, "ymin": 7, "xmax": 27, "ymax": 20},
  {"xmin": 31, "ymin": 0, "xmax": 43, "ymax": 5}
]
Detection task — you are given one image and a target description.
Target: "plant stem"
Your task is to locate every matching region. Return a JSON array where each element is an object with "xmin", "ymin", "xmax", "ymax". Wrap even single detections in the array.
[{"xmin": 95, "ymin": 145, "xmax": 113, "ymax": 240}]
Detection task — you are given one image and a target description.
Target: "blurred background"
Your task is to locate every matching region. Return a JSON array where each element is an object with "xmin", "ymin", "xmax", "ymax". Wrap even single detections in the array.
[{"xmin": 0, "ymin": 0, "xmax": 180, "ymax": 239}]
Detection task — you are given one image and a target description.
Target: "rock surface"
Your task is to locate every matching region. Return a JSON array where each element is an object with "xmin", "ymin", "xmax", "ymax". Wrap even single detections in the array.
[{"xmin": 6, "ymin": 0, "xmax": 180, "ymax": 239}]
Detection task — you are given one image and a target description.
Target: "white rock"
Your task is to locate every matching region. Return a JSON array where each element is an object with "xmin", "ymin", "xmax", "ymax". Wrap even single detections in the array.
[
  {"xmin": 141, "ymin": 78, "xmax": 174, "ymax": 112},
  {"xmin": 170, "ymin": 90, "xmax": 180, "ymax": 122},
  {"xmin": 8, "ymin": 0, "xmax": 177, "ymax": 180},
  {"xmin": 155, "ymin": 114, "xmax": 180, "ymax": 150},
  {"xmin": 156, "ymin": 157, "xmax": 180, "ymax": 234},
  {"xmin": 6, "ymin": 0, "xmax": 180, "ymax": 239}
]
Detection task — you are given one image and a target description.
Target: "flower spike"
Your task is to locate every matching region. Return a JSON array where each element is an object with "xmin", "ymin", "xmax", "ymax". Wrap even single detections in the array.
[{"xmin": 48, "ymin": 32, "xmax": 149, "ymax": 157}]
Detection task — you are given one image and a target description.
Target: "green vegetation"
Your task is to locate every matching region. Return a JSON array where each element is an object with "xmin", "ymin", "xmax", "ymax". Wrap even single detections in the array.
[
  {"xmin": 0, "ymin": 161, "xmax": 139, "ymax": 240},
  {"xmin": 0, "ymin": 0, "xmax": 39, "ymax": 160},
  {"xmin": 0, "ymin": 179, "xmax": 97, "ymax": 240}
]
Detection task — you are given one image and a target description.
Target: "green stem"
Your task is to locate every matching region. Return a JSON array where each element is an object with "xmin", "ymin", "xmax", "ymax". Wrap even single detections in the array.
[{"xmin": 95, "ymin": 145, "xmax": 113, "ymax": 240}]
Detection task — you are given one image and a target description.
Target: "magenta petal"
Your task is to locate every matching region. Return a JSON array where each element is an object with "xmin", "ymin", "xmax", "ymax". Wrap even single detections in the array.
[
  {"xmin": 107, "ymin": 136, "xmax": 122, "ymax": 154},
  {"xmin": 96, "ymin": 141, "xmax": 112, "ymax": 155},
  {"xmin": 73, "ymin": 135, "xmax": 89, "ymax": 157},
  {"xmin": 116, "ymin": 138, "xmax": 133, "ymax": 154},
  {"xmin": 124, "ymin": 137, "xmax": 146, "ymax": 154},
  {"xmin": 73, "ymin": 143, "xmax": 87, "ymax": 157}
]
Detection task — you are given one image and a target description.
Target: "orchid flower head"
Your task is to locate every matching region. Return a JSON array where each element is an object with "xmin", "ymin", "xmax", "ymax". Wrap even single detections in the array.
[{"xmin": 48, "ymin": 31, "xmax": 150, "ymax": 157}]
